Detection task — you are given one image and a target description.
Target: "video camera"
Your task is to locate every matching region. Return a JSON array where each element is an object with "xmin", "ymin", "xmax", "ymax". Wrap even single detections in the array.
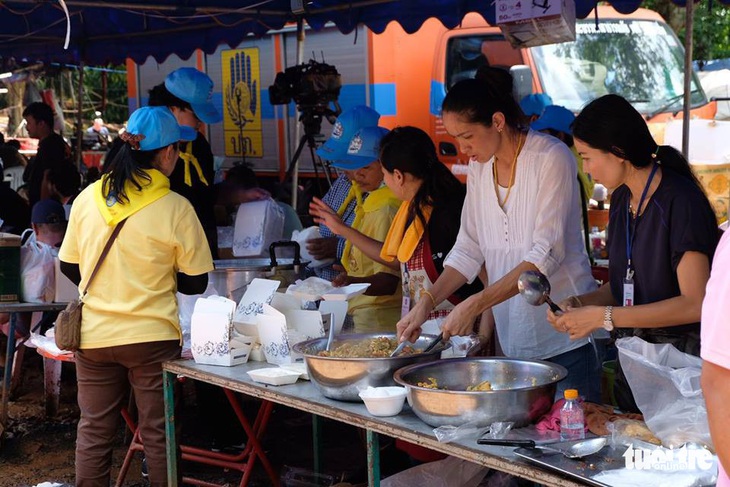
[{"xmin": 269, "ymin": 60, "xmax": 341, "ymax": 109}]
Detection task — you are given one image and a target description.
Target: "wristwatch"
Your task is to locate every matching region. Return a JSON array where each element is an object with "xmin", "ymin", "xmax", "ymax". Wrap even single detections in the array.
[{"xmin": 603, "ymin": 306, "xmax": 615, "ymax": 331}]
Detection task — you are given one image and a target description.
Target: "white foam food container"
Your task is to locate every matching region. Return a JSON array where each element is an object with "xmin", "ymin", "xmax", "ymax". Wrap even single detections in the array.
[
  {"xmin": 322, "ymin": 283, "xmax": 371, "ymax": 301},
  {"xmin": 247, "ymin": 367, "xmax": 301, "ymax": 386},
  {"xmin": 358, "ymin": 387, "xmax": 408, "ymax": 417},
  {"xmin": 287, "ymin": 277, "xmax": 334, "ymax": 301},
  {"xmin": 279, "ymin": 362, "xmax": 309, "ymax": 380}
]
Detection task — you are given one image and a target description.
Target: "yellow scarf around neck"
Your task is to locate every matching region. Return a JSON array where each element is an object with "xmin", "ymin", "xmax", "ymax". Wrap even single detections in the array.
[
  {"xmin": 341, "ymin": 184, "xmax": 399, "ymax": 273},
  {"xmin": 179, "ymin": 141, "xmax": 208, "ymax": 187},
  {"xmin": 94, "ymin": 169, "xmax": 171, "ymax": 225},
  {"xmin": 380, "ymin": 201, "xmax": 433, "ymax": 263}
]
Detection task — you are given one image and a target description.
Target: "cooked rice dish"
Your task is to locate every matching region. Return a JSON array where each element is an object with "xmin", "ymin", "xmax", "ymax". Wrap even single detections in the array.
[
  {"xmin": 317, "ymin": 337, "xmax": 416, "ymax": 358},
  {"xmin": 416, "ymin": 377, "xmax": 493, "ymax": 391}
]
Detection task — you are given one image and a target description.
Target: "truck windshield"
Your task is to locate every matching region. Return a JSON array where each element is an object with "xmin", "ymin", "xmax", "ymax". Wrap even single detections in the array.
[{"xmin": 531, "ymin": 19, "xmax": 707, "ymax": 116}]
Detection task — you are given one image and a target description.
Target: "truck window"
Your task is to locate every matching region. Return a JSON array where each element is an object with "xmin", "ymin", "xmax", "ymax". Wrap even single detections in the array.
[
  {"xmin": 531, "ymin": 19, "xmax": 706, "ymax": 116},
  {"xmin": 446, "ymin": 35, "xmax": 521, "ymax": 89}
]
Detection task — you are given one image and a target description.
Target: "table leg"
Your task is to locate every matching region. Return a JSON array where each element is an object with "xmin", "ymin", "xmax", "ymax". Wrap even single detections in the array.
[
  {"xmin": 312, "ymin": 414, "xmax": 322, "ymax": 474},
  {"xmin": 366, "ymin": 429, "xmax": 380, "ymax": 487},
  {"xmin": 163, "ymin": 370, "xmax": 177, "ymax": 487},
  {"xmin": 43, "ymin": 356, "xmax": 62, "ymax": 417},
  {"xmin": 0, "ymin": 312, "xmax": 18, "ymax": 441}
]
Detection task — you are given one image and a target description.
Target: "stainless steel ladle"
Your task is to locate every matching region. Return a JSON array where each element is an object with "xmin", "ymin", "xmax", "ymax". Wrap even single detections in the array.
[{"xmin": 517, "ymin": 270, "xmax": 563, "ymax": 314}]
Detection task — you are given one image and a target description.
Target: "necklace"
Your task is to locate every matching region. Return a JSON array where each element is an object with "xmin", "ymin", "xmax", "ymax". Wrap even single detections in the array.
[{"xmin": 492, "ymin": 131, "xmax": 526, "ymax": 208}]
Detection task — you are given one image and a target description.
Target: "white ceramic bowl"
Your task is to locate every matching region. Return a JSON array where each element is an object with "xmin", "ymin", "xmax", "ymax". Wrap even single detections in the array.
[{"xmin": 358, "ymin": 387, "xmax": 407, "ymax": 417}]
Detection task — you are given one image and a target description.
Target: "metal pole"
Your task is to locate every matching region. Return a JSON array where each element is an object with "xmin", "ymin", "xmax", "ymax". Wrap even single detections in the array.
[
  {"xmin": 75, "ymin": 62, "xmax": 85, "ymax": 169},
  {"xmin": 681, "ymin": 0, "xmax": 694, "ymax": 159},
  {"xmin": 291, "ymin": 18, "xmax": 305, "ymax": 209}
]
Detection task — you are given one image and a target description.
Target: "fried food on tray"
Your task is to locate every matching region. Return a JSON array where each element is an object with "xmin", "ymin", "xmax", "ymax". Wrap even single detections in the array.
[{"xmin": 317, "ymin": 337, "xmax": 416, "ymax": 358}]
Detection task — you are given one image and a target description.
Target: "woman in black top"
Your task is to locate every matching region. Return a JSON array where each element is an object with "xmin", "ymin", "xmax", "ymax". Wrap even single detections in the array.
[
  {"xmin": 310, "ymin": 126, "xmax": 483, "ymax": 330},
  {"xmin": 548, "ymin": 94, "xmax": 719, "ymax": 412}
]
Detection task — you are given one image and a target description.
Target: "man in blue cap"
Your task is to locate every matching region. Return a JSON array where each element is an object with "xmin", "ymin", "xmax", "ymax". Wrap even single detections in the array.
[
  {"xmin": 149, "ymin": 68, "xmax": 237, "ymax": 259},
  {"xmin": 531, "ymin": 105, "xmax": 593, "ymax": 199},
  {"xmin": 520, "ymin": 93, "xmax": 553, "ymax": 123},
  {"xmin": 308, "ymin": 105, "xmax": 380, "ymax": 281},
  {"xmin": 310, "ymin": 126, "xmax": 402, "ymax": 332}
]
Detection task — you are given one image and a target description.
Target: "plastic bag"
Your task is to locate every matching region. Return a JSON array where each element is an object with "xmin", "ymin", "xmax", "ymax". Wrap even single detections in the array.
[
  {"xmin": 616, "ymin": 337, "xmax": 711, "ymax": 448},
  {"xmin": 381, "ymin": 455, "xmax": 489, "ymax": 487},
  {"xmin": 291, "ymin": 226, "xmax": 335, "ymax": 268},
  {"xmin": 20, "ymin": 230, "xmax": 56, "ymax": 303}
]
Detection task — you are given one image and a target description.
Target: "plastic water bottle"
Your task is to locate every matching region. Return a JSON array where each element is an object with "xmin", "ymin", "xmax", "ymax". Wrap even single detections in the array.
[{"xmin": 560, "ymin": 389, "xmax": 585, "ymax": 441}]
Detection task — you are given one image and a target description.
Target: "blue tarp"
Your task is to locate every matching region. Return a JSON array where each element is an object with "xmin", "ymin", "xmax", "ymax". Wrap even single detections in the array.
[{"xmin": 0, "ymin": 0, "xmax": 727, "ymax": 65}]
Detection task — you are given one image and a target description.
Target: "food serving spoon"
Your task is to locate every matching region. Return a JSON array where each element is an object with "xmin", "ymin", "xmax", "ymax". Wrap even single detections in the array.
[
  {"xmin": 478, "ymin": 437, "xmax": 607, "ymax": 459},
  {"xmin": 517, "ymin": 270, "xmax": 563, "ymax": 313}
]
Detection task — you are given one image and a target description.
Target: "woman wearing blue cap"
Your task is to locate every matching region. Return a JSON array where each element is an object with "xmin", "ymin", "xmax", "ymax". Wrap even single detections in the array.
[{"xmin": 59, "ymin": 106, "xmax": 214, "ymax": 486}]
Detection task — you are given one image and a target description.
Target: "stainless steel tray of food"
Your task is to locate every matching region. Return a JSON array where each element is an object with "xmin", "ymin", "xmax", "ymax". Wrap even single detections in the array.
[
  {"xmin": 393, "ymin": 357, "xmax": 567, "ymax": 427},
  {"xmin": 292, "ymin": 333, "xmax": 449, "ymax": 402}
]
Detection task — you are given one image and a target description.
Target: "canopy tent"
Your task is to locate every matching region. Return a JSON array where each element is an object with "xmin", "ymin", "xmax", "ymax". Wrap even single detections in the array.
[{"xmin": 0, "ymin": 0, "xmax": 727, "ymax": 66}]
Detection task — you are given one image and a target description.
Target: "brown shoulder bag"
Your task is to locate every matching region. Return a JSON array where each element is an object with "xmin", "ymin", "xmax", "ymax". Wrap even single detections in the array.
[{"xmin": 55, "ymin": 220, "xmax": 127, "ymax": 351}]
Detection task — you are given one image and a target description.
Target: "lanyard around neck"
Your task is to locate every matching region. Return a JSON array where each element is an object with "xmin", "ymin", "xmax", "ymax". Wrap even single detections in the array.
[{"xmin": 625, "ymin": 163, "xmax": 659, "ymax": 278}]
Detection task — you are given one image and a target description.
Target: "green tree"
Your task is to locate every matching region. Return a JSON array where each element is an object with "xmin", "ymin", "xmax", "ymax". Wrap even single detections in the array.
[{"xmin": 642, "ymin": 0, "xmax": 730, "ymax": 62}]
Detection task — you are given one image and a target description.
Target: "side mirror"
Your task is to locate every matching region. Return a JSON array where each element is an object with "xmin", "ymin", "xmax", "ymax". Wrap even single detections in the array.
[{"xmin": 510, "ymin": 65, "xmax": 533, "ymax": 104}]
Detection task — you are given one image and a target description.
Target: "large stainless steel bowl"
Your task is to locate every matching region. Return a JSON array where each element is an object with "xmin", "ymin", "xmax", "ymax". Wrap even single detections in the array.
[
  {"xmin": 393, "ymin": 358, "xmax": 567, "ymax": 427},
  {"xmin": 292, "ymin": 333, "xmax": 449, "ymax": 402}
]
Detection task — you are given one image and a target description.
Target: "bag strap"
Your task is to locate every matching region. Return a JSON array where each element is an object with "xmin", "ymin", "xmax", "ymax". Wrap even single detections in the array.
[{"xmin": 81, "ymin": 219, "xmax": 127, "ymax": 297}]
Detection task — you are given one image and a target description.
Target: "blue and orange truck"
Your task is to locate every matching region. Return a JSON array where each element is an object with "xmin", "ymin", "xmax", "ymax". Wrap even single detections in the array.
[{"xmin": 127, "ymin": 6, "xmax": 716, "ymax": 182}]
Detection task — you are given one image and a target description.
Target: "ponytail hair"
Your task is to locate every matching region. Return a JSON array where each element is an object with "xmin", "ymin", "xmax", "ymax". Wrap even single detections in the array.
[
  {"xmin": 379, "ymin": 126, "xmax": 465, "ymax": 228},
  {"xmin": 102, "ymin": 141, "xmax": 166, "ymax": 204},
  {"xmin": 573, "ymin": 94, "xmax": 704, "ymax": 192},
  {"xmin": 442, "ymin": 77, "xmax": 526, "ymax": 130}
]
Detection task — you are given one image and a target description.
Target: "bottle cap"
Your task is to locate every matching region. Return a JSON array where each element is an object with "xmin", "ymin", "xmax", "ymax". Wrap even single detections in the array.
[{"xmin": 564, "ymin": 389, "xmax": 579, "ymax": 400}]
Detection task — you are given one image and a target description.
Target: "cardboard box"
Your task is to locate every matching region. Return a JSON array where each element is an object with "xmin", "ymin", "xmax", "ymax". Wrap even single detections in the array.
[
  {"xmin": 191, "ymin": 295, "xmax": 255, "ymax": 366},
  {"xmin": 496, "ymin": 0, "xmax": 576, "ymax": 48},
  {"xmin": 232, "ymin": 199, "xmax": 285, "ymax": 257},
  {"xmin": 0, "ymin": 233, "xmax": 21, "ymax": 302}
]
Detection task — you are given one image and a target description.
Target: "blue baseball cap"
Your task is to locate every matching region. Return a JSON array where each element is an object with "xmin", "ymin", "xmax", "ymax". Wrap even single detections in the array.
[
  {"xmin": 31, "ymin": 199, "xmax": 66, "ymax": 224},
  {"xmin": 316, "ymin": 106, "xmax": 380, "ymax": 161},
  {"xmin": 165, "ymin": 68, "xmax": 222, "ymax": 124},
  {"xmin": 531, "ymin": 105, "xmax": 575, "ymax": 135},
  {"xmin": 520, "ymin": 93, "xmax": 553, "ymax": 117},
  {"xmin": 126, "ymin": 106, "xmax": 197, "ymax": 151},
  {"xmin": 331, "ymin": 126, "xmax": 390, "ymax": 170}
]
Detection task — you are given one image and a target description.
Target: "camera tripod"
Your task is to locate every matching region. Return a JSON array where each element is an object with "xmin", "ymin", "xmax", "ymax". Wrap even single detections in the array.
[{"xmin": 284, "ymin": 105, "xmax": 340, "ymax": 195}]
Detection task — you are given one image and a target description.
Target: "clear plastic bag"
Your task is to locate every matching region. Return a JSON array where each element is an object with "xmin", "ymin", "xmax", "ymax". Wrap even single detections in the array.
[
  {"xmin": 616, "ymin": 337, "xmax": 711, "ymax": 448},
  {"xmin": 20, "ymin": 230, "xmax": 56, "ymax": 303}
]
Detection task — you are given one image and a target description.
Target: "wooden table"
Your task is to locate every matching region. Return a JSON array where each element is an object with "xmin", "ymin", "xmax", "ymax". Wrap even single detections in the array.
[
  {"xmin": 163, "ymin": 360, "xmax": 587, "ymax": 487},
  {"xmin": 0, "ymin": 302, "xmax": 68, "ymax": 444}
]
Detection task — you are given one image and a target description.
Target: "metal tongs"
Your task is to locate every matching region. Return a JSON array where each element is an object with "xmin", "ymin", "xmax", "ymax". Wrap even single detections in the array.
[
  {"xmin": 422, "ymin": 332, "xmax": 444, "ymax": 353},
  {"xmin": 390, "ymin": 340, "xmax": 412, "ymax": 357}
]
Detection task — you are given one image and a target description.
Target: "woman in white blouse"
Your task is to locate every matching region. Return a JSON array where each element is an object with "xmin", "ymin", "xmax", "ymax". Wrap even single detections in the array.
[{"xmin": 397, "ymin": 78, "xmax": 601, "ymax": 400}]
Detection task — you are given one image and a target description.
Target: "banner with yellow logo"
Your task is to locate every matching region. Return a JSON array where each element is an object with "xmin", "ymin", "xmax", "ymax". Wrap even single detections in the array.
[{"xmin": 222, "ymin": 48, "xmax": 263, "ymax": 158}]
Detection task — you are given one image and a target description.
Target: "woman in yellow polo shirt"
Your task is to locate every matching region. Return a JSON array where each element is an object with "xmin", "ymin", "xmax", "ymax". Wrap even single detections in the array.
[{"xmin": 59, "ymin": 106, "xmax": 214, "ymax": 487}]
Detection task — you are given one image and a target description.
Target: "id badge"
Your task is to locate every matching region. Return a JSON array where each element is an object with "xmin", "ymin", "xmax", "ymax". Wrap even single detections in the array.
[
  {"xmin": 401, "ymin": 295, "xmax": 411, "ymax": 318},
  {"xmin": 623, "ymin": 277, "xmax": 635, "ymax": 307}
]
